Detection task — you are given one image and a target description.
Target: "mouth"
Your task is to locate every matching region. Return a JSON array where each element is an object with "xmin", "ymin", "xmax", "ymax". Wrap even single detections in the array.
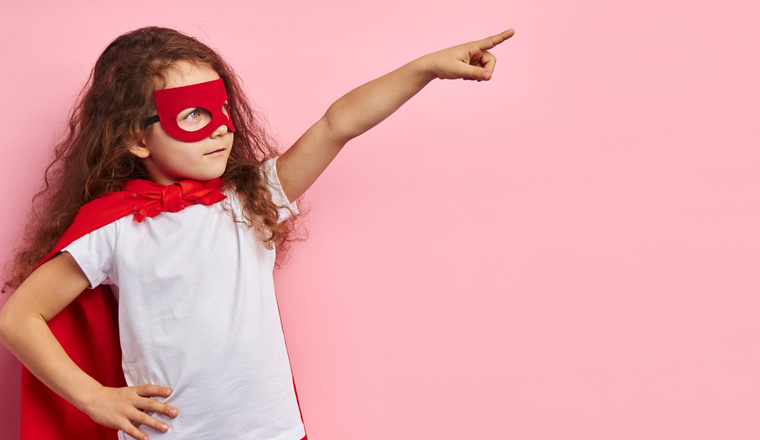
[{"xmin": 204, "ymin": 148, "xmax": 226, "ymax": 156}]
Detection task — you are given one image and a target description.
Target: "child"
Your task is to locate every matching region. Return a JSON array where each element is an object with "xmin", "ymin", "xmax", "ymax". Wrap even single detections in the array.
[{"xmin": 0, "ymin": 26, "xmax": 514, "ymax": 440}]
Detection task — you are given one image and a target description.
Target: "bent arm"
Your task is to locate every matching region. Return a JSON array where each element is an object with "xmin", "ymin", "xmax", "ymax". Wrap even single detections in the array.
[
  {"xmin": 0, "ymin": 252, "xmax": 100, "ymax": 411},
  {"xmin": 0, "ymin": 252, "xmax": 178, "ymax": 437}
]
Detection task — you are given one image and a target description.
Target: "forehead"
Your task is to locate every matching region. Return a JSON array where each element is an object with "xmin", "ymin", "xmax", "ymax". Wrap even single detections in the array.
[{"xmin": 161, "ymin": 60, "xmax": 221, "ymax": 90}]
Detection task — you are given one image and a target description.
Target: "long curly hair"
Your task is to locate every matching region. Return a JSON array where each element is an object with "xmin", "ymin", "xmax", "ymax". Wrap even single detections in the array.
[{"xmin": 3, "ymin": 26, "xmax": 303, "ymax": 292}]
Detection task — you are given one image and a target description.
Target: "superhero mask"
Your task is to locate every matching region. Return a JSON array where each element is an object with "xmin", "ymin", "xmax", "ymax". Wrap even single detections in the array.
[{"xmin": 144, "ymin": 78, "xmax": 236, "ymax": 143}]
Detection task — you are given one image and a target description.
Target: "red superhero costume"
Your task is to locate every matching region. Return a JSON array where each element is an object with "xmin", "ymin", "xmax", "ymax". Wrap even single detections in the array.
[{"xmin": 20, "ymin": 178, "xmax": 307, "ymax": 439}]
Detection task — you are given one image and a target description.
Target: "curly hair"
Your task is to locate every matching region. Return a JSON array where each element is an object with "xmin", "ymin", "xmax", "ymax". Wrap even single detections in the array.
[{"xmin": 3, "ymin": 26, "xmax": 303, "ymax": 292}]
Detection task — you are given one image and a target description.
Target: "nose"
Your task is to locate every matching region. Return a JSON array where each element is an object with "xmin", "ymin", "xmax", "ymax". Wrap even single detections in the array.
[{"xmin": 210, "ymin": 122, "xmax": 229, "ymax": 138}]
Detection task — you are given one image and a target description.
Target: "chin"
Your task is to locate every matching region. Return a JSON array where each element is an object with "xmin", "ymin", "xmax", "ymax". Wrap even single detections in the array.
[{"xmin": 209, "ymin": 165, "xmax": 229, "ymax": 181}]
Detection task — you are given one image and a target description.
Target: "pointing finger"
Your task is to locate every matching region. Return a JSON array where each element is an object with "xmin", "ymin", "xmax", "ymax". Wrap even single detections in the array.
[{"xmin": 475, "ymin": 29, "xmax": 515, "ymax": 50}]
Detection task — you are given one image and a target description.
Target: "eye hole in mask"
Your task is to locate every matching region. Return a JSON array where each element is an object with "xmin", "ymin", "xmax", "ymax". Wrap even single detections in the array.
[
  {"xmin": 175, "ymin": 102, "xmax": 229, "ymax": 132},
  {"xmin": 144, "ymin": 78, "xmax": 236, "ymax": 143}
]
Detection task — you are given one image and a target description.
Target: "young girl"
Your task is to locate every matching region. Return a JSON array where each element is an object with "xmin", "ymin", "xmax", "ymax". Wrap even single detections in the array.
[{"xmin": 0, "ymin": 26, "xmax": 514, "ymax": 440}]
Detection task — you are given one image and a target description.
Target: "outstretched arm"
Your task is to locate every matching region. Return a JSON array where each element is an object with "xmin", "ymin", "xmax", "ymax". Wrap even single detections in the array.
[{"xmin": 276, "ymin": 29, "xmax": 515, "ymax": 202}]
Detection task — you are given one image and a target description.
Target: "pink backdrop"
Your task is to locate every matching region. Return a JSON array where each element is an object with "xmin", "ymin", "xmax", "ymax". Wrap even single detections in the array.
[{"xmin": 1, "ymin": 1, "xmax": 759, "ymax": 439}]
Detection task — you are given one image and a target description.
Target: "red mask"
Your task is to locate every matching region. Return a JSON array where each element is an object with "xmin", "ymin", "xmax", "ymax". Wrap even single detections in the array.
[{"xmin": 148, "ymin": 78, "xmax": 236, "ymax": 143}]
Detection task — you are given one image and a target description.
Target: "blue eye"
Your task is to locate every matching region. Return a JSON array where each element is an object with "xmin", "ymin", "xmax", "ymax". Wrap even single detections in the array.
[{"xmin": 176, "ymin": 107, "xmax": 211, "ymax": 131}]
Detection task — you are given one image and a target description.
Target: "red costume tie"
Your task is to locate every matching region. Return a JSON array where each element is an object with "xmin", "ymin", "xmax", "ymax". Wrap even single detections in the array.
[{"xmin": 123, "ymin": 178, "xmax": 227, "ymax": 222}]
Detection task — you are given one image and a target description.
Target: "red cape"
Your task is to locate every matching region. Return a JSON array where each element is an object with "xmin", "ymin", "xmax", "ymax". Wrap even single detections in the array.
[{"xmin": 21, "ymin": 187, "xmax": 307, "ymax": 439}]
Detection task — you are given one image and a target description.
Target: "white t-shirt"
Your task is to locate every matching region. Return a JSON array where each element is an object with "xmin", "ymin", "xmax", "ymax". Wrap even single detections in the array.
[{"xmin": 63, "ymin": 158, "xmax": 305, "ymax": 440}]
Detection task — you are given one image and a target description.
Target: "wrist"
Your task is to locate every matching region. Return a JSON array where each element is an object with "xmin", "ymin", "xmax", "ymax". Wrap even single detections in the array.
[
  {"xmin": 410, "ymin": 54, "xmax": 439, "ymax": 84},
  {"xmin": 75, "ymin": 382, "xmax": 105, "ymax": 415}
]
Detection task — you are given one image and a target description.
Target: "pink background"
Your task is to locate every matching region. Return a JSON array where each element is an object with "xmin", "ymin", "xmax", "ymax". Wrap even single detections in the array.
[{"xmin": 1, "ymin": 1, "xmax": 758, "ymax": 439}]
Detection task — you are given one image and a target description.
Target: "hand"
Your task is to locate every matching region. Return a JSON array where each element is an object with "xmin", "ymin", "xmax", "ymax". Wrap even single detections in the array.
[
  {"xmin": 84, "ymin": 384, "xmax": 178, "ymax": 440},
  {"xmin": 423, "ymin": 29, "xmax": 515, "ymax": 82}
]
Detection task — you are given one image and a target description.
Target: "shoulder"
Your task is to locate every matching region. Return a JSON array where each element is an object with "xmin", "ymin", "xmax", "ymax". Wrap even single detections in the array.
[
  {"xmin": 38, "ymin": 190, "xmax": 136, "ymax": 267},
  {"xmin": 263, "ymin": 156, "xmax": 299, "ymax": 220},
  {"xmin": 260, "ymin": 157, "xmax": 278, "ymax": 181}
]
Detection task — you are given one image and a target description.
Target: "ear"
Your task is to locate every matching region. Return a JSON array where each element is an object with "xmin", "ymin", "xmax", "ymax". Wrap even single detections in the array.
[{"xmin": 128, "ymin": 136, "xmax": 151, "ymax": 159}]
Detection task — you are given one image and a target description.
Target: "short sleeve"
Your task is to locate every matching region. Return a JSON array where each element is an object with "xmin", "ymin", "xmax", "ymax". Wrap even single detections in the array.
[
  {"xmin": 62, "ymin": 221, "xmax": 118, "ymax": 288},
  {"xmin": 262, "ymin": 156, "xmax": 299, "ymax": 223}
]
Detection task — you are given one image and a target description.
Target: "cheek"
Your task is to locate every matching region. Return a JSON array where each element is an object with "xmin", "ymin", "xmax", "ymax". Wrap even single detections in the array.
[
  {"xmin": 155, "ymin": 140, "xmax": 195, "ymax": 168},
  {"xmin": 225, "ymin": 133, "xmax": 235, "ymax": 152}
]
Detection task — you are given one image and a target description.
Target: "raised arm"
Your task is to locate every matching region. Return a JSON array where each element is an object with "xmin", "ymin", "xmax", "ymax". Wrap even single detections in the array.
[
  {"xmin": 0, "ymin": 253, "xmax": 177, "ymax": 440},
  {"xmin": 276, "ymin": 29, "xmax": 515, "ymax": 202}
]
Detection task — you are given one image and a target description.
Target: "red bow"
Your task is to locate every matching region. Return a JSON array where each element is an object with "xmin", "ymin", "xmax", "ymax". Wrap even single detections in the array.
[{"xmin": 123, "ymin": 178, "xmax": 227, "ymax": 222}]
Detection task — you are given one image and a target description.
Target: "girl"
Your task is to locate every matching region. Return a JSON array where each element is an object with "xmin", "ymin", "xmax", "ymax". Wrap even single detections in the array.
[{"xmin": 0, "ymin": 26, "xmax": 514, "ymax": 440}]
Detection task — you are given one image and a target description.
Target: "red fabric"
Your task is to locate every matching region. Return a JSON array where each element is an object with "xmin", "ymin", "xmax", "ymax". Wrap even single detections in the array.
[
  {"xmin": 121, "ymin": 178, "xmax": 227, "ymax": 222},
  {"xmin": 19, "ymin": 178, "xmax": 312, "ymax": 439}
]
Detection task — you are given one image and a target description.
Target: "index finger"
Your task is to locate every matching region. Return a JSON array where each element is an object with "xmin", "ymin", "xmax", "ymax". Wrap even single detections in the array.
[{"xmin": 475, "ymin": 29, "xmax": 515, "ymax": 50}]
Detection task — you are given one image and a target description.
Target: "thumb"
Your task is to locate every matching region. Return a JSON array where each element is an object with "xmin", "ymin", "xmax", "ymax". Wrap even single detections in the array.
[{"xmin": 460, "ymin": 64, "xmax": 491, "ymax": 81}]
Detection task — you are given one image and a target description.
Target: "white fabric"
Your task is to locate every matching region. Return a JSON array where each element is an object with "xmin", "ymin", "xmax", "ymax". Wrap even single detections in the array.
[{"xmin": 63, "ymin": 158, "xmax": 305, "ymax": 440}]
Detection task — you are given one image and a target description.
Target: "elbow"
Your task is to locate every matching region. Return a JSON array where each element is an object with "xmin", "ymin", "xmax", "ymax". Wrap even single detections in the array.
[
  {"xmin": 0, "ymin": 298, "xmax": 28, "ymax": 348},
  {"xmin": 0, "ymin": 302, "xmax": 13, "ymax": 347},
  {"xmin": 323, "ymin": 105, "xmax": 357, "ymax": 146}
]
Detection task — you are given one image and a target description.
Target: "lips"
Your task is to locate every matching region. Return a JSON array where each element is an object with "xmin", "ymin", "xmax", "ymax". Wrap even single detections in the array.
[{"xmin": 204, "ymin": 148, "xmax": 226, "ymax": 156}]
